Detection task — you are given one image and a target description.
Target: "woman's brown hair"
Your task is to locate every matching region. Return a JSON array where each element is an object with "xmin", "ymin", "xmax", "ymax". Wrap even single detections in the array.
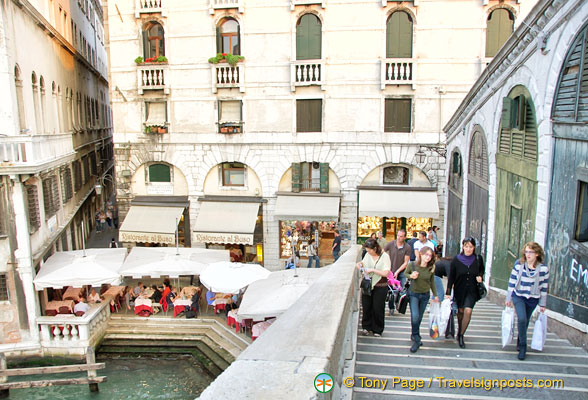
[
  {"xmin": 519, "ymin": 242, "xmax": 544, "ymax": 265},
  {"xmin": 364, "ymin": 238, "xmax": 382, "ymax": 256},
  {"xmin": 419, "ymin": 247, "xmax": 436, "ymax": 270}
]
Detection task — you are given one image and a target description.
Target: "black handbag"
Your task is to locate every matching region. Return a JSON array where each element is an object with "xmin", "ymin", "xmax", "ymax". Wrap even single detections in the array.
[
  {"xmin": 360, "ymin": 277, "xmax": 372, "ymax": 296},
  {"xmin": 396, "ymin": 281, "xmax": 411, "ymax": 314},
  {"xmin": 478, "ymin": 281, "xmax": 487, "ymax": 299}
]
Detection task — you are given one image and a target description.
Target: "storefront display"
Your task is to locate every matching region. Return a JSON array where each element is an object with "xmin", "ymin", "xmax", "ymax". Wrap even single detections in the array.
[
  {"xmin": 280, "ymin": 220, "xmax": 339, "ymax": 260},
  {"xmin": 357, "ymin": 216, "xmax": 432, "ymax": 242}
]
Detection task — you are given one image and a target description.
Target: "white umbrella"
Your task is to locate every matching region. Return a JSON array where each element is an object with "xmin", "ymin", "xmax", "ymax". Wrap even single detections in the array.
[
  {"xmin": 199, "ymin": 261, "xmax": 270, "ymax": 294},
  {"xmin": 33, "ymin": 249, "xmax": 127, "ymax": 290},
  {"xmin": 237, "ymin": 268, "xmax": 327, "ymax": 321},
  {"xmin": 119, "ymin": 247, "xmax": 230, "ymax": 278}
]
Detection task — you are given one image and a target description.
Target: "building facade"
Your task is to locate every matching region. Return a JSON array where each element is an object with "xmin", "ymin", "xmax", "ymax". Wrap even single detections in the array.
[
  {"xmin": 0, "ymin": 0, "xmax": 113, "ymax": 350},
  {"xmin": 105, "ymin": 0, "xmax": 535, "ymax": 269},
  {"xmin": 444, "ymin": 0, "xmax": 588, "ymax": 342}
]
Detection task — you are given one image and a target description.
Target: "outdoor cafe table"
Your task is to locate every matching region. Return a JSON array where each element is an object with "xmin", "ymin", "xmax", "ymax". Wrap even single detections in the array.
[
  {"xmin": 227, "ymin": 309, "xmax": 244, "ymax": 333},
  {"xmin": 173, "ymin": 299, "xmax": 192, "ymax": 317},
  {"xmin": 45, "ymin": 300, "xmax": 75, "ymax": 316},
  {"xmin": 179, "ymin": 286, "xmax": 199, "ymax": 299},
  {"xmin": 212, "ymin": 297, "xmax": 230, "ymax": 313},
  {"xmin": 251, "ymin": 318, "xmax": 276, "ymax": 341},
  {"xmin": 62, "ymin": 287, "xmax": 84, "ymax": 302},
  {"xmin": 134, "ymin": 298, "xmax": 153, "ymax": 315},
  {"xmin": 102, "ymin": 286, "xmax": 125, "ymax": 298}
]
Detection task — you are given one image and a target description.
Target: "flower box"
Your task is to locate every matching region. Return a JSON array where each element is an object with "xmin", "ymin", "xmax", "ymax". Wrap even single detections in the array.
[{"xmin": 208, "ymin": 53, "xmax": 244, "ymax": 67}]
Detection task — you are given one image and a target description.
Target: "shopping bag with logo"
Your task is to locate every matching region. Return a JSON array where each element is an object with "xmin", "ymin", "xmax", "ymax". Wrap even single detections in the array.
[
  {"xmin": 438, "ymin": 298, "xmax": 452, "ymax": 337},
  {"xmin": 531, "ymin": 312, "xmax": 547, "ymax": 351},
  {"xmin": 501, "ymin": 306, "xmax": 515, "ymax": 348},
  {"xmin": 428, "ymin": 302, "xmax": 441, "ymax": 339}
]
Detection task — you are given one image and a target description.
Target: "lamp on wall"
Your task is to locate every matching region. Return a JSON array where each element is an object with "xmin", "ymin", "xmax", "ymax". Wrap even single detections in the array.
[
  {"xmin": 95, "ymin": 174, "xmax": 115, "ymax": 195},
  {"xmin": 414, "ymin": 150, "xmax": 426, "ymax": 164}
]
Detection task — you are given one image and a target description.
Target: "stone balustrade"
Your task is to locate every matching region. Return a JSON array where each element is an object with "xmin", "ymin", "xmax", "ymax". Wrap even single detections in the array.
[
  {"xmin": 290, "ymin": 0, "xmax": 325, "ymax": 10},
  {"xmin": 136, "ymin": 0, "xmax": 164, "ymax": 16},
  {"xmin": 37, "ymin": 302, "xmax": 111, "ymax": 356},
  {"xmin": 291, "ymin": 60, "xmax": 324, "ymax": 91},
  {"xmin": 211, "ymin": 64, "xmax": 244, "ymax": 93},
  {"xmin": 209, "ymin": 0, "xmax": 243, "ymax": 13},
  {"xmin": 0, "ymin": 133, "xmax": 74, "ymax": 168},
  {"xmin": 137, "ymin": 64, "xmax": 169, "ymax": 94},
  {"xmin": 381, "ymin": 58, "xmax": 416, "ymax": 89}
]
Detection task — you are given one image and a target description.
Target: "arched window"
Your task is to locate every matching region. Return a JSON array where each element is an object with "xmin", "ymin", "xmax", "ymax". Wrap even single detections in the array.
[
  {"xmin": 469, "ymin": 131, "xmax": 489, "ymax": 184},
  {"xmin": 148, "ymin": 164, "xmax": 171, "ymax": 183},
  {"xmin": 14, "ymin": 65, "xmax": 27, "ymax": 132},
  {"xmin": 217, "ymin": 18, "xmax": 240, "ymax": 55},
  {"xmin": 296, "ymin": 14, "xmax": 321, "ymax": 60},
  {"xmin": 32, "ymin": 72, "xmax": 41, "ymax": 134},
  {"xmin": 485, "ymin": 9, "xmax": 514, "ymax": 58},
  {"xmin": 142, "ymin": 22, "xmax": 165, "ymax": 59},
  {"xmin": 386, "ymin": 11, "xmax": 413, "ymax": 58},
  {"xmin": 448, "ymin": 150, "xmax": 463, "ymax": 191},
  {"xmin": 39, "ymin": 76, "xmax": 47, "ymax": 133}
]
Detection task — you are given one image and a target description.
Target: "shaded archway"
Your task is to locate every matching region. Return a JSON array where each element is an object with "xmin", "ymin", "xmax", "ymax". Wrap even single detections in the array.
[
  {"xmin": 466, "ymin": 128, "xmax": 489, "ymax": 260},
  {"xmin": 445, "ymin": 149, "xmax": 463, "ymax": 257}
]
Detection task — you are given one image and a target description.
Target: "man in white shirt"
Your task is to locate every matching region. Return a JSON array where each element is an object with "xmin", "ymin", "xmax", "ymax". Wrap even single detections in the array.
[
  {"xmin": 413, "ymin": 231, "xmax": 436, "ymax": 262},
  {"xmin": 74, "ymin": 297, "xmax": 90, "ymax": 314}
]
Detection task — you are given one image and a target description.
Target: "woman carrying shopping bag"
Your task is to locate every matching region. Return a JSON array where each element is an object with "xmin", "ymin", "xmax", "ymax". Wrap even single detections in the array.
[
  {"xmin": 406, "ymin": 247, "xmax": 439, "ymax": 353},
  {"xmin": 505, "ymin": 242, "xmax": 549, "ymax": 360},
  {"xmin": 445, "ymin": 237, "xmax": 485, "ymax": 349},
  {"xmin": 356, "ymin": 238, "xmax": 391, "ymax": 337}
]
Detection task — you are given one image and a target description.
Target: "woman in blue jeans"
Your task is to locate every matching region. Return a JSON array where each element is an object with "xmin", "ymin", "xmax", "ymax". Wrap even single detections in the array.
[
  {"xmin": 505, "ymin": 242, "xmax": 549, "ymax": 360},
  {"xmin": 405, "ymin": 247, "xmax": 438, "ymax": 353}
]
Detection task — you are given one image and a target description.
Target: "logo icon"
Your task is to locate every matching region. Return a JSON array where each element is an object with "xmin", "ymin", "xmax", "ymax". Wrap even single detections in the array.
[{"xmin": 314, "ymin": 373, "xmax": 334, "ymax": 393}]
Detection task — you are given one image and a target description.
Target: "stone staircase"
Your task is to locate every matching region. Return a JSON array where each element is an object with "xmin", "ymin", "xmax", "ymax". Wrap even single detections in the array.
[
  {"xmin": 98, "ymin": 315, "xmax": 250, "ymax": 376},
  {"xmin": 353, "ymin": 299, "xmax": 588, "ymax": 399}
]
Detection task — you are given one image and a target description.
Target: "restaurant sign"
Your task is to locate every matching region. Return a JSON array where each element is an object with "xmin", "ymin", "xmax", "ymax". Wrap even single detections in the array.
[
  {"xmin": 120, "ymin": 231, "xmax": 175, "ymax": 244},
  {"xmin": 194, "ymin": 232, "xmax": 254, "ymax": 245}
]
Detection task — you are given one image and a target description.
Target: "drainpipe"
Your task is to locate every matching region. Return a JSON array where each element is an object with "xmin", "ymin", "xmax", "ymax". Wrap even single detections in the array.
[{"xmin": 438, "ymin": 86, "xmax": 446, "ymax": 145}]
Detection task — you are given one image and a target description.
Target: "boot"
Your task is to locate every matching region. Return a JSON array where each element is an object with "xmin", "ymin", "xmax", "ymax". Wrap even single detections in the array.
[
  {"xmin": 457, "ymin": 334, "xmax": 465, "ymax": 348},
  {"xmin": 518, "ymin": 345, "xmax": 526, "ymax": 360}
]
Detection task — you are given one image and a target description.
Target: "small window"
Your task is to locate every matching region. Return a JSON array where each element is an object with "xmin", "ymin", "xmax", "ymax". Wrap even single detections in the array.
[
  {"xmin": 218, "ymin": 18, "xmax": 240, "ymax": 55},
  {"xmin": 576, "ymin": 181, "xmax": 588, "ymax": 242},
  {"xmin": 221, "ymin": 162, "xmax": 246, "ymax": 187},
  {"xmin": 219, "ymin": 100, "xmax": 242, "ymax": 133},
  {"xmin": 0, "ymin": 274, "xmax": 8, "ymax": 301},
  {"xmin": 296, "ymin": 99, "xmax": 322, "ymax": 132},
  {"xmin": 144, "ymin": 101, "xmax": 167, "ymax": 131},
  {"xmin": 143, "ymin": 21, "xmax": 165, "ymax": 59},
  {"xmin": 300, "ymin": 162, "xmax": 321, "ymax": 192},
  {"xmin": 384, "ymin": 99, "xmax": 411, "ymax": 132},
  {"xmin": 383, "ymin": 166, "xmax": 409, "ymax": 185},
  {"xmin": 148, "ymin": 164, "xmax": 171, "ymax": 183}
]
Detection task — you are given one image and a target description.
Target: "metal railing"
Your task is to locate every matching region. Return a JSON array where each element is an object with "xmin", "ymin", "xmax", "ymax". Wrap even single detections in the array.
[
  {"xmin": 291, "ymin": 60, "xmax": 324, "ymax": 91},
  {"xmin": 211, "ymin": 64, "xmax": 245, "ymax": 93},
  {"xmin": 381, "ymin": 58, "xmax": 415, "ymax": 89}
]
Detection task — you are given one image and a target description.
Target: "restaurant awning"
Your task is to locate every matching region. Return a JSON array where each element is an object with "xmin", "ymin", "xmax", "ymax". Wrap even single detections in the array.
[
  {"xmin": 119, "ymin": 205, "xmax": 185, "ymax": 244},
  {"xmin": 274, "ymin": 194, "xmax": 340, "ymax": 220},
  {"xmin": 358, "ymin": 188, "xmax": 440, "ymax": 218},
  {"xmin": 193, "ymin": 201, "xmax": 260, "ymax": 245}
]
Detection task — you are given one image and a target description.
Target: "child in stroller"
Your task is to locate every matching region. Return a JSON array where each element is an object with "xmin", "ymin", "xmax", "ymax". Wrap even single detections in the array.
[{"xmin": 386, "ymin": 274, "xmax": 403, "ymax": 315}]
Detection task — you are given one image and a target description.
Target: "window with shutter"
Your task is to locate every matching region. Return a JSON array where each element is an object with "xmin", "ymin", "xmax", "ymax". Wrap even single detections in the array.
[
  {"xmin": 143, "ymin": 21, "xmax": 165, "ymax": 58},
  {"xmin": 145, "ymin": 101, "xmax": 167, "ymax": 126},
  {"xmin": 26, "ymin": 184, "xmax": 40, "ymax": 233},
  {"xmin": 148, "ymin": 164, "xmax": 171, "ymax": 183},
  {"xmin": 485, "ymin": 8, "xmax": 514, "ymax": 58},
  {"xmin": 386, "ymin": 11, "xmax": 413, "ymax": 58},
  {"xmin": 449, "ymin": 151, "xmax": 463, "ymax": 192},
  {"xmin": 298, "ymin": 162, "xmax": 321, "ymax": 192},
  {"xmin": 384, "ymin": 99, "xmax": 411, "ymax": 132},
  {"xmin": 499, "ymin": 91, "xmax": 537, "ymax": 160},
  {"xmin": 0, "ymin": 274, "xmax": 7, "ymax": 301},
  {"xmin": 469, "ymin": 131, "xmax": 489, "ymax": 184},
  {"xmin": 291, "ymin": 162, "xmax": 301, "ymax": 192},
  {"xmin": 73, "ymin": 160, "xmax": 82, "ymax": 192},
  {"xmin": 296, "ymin": 14, "xmax": 322, "ymax": 60},
  {"xmin": 89, "ymin": 152, "xmax": 97, "ymax": 176},
  {"xmin": 42, "ymin": 175, "xmax": 59, "ymax": 219},
  {"xmin": 296, "ymin": 99, "xmax": 322, "ymax": 132},
  {"xmin": 61, "ymin": 167, "xmax": 73, "ymax": 203}
]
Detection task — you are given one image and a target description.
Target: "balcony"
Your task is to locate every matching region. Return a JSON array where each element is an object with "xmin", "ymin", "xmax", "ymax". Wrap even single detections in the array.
[
  {"xmin": 381, "ymin": 0, "xmax": 417, "ymax": 5},
  {"xmin": 209, "ymin": 0, "xmax": 243, "ymax": 14},
  {"xmin": 290, "ymin": 60, "xmax": 324, "ymax": 91},
  {"xmin": 211, "ymin": 64, "xmax": 245, "ymax": 93},
  {"xmin": 290, "ymin": 0, "xmax": 325, "ymax": 10},
  {"xmin": 137, "ymin": 64, "xmax": 169, "ymax": 94},
  {"xmin": 381, "ymin": 58, "xmax": 416, "ymax": 89},
  {"xmin": 0, "ymin": 133, "xmax": 75, "ymax": 173},
  {"xmin": 135, "ymin": 0, "xmax": 165, "ymax": 18}
]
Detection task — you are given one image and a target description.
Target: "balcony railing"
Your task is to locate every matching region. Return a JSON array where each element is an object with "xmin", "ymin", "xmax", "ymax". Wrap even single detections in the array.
[
  {"xmin": 290, "ymin": 0, "xmax": 325, "ymax": 10},
  {"xmin": 301, "ymin": 178, "xmax": 320, "ymax": 192},
  {"xmin": 290, "ymin": 60, "xmax": 324, "ymax": 91},
  {"xmin": 209, "ymin": 0, "xmax": 243, "ymax": 14},
  {"xmin": 135, "ymin": 0, "xmax": 165, "ymax": 17},
  {"xmin": 0, "ymin": 133, "xmax": 74, "ymax": 168},
  {"xmin": 381, "ymin": 58, "xmax": 415, "ymax": 89},
  {"xmin": 211, "ymin": 64, "xmax": 245, "ymax": 93},
  {"xmin": 137, "ymin": 64, "xmax": 169, "ymax": 94},
  {"xmin": 381, "ymin": 0, "xmax": 417, "ymax": 5}
]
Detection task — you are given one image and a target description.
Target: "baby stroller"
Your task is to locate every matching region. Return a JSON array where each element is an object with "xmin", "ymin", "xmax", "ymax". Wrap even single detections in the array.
[{"xmin": 386, "ymin": 276, "xmax": 403, "ymax": 315}]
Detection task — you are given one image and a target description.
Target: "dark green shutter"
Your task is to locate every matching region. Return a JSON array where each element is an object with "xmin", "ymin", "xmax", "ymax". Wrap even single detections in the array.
[
  {"xmin": 235, "ymin": 24, "xmax": 241, "ymax": 55},
  {"xmin": 297, "ymin": 14, "xmax": 321, "ymax": 60},
  {"xmin": 149, "ymin": 164, "xmax": 171, "ymax": 182},
  {"xmin": 501, "ymin": 97, "xmax": 513, "ymax": 129},
  {"xmin": 398, "ymin": 99, "xmax": 411, "ymax": 132},
  {"xmin": 385, "ymin": 99, "xmax": 411, "ymax": 132},
  {"xmin": 142, "ymin": 30, "xmax": 149, "ymax": 58},
  {"xmin": 292, "ymin": 163, "xmax": 301, "ymax": 193},
  {"xmin": 296, "ymin": 100, "xmax": 308, "ymax": 132},
  {"xmin": 517, "ymin": 95, "xmax": 526, "ymax": 131},
  {"xmin": 387, "ymin": 11, "xmax": 412, "ymax": 58},
  {"xmin": 216, "ymin": 27, "xmax": 222, "ymax": 54},
  {"xmin": 384, "ymin": 99, "xmax": 394, "ymax": 132},
  {"xmin": 310, "ymin": 99, "xmax": 322, "ymax": 132},
  {"xmin": 319, "ymin": 163, "xmax": 329, "ymax": 193}
]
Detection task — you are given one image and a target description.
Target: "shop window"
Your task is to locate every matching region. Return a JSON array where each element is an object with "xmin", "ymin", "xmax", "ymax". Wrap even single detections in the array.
[
  {"xmin": 296, "ymin": 14, "xmax": 321, "ymax": 60},
  {"xmin": 296, "ymin": 99, "xmax": 322, "ymax": 133},
  {"xmin": 221, "ymin": 162, "xmax": 246, "ymax": 187},
  {"xmin": 486, "ymin": 8, "xmax": 514, "ymax": 58},
  {"xmin": 26, "ymin": 184, "xmax": 40, "ymax": 233},
  {"xmin": 357, "ymin": 216, "xmax": 432, "ymax": 242},
  {"xmin": 385, "ymin": 98, "xmax": 411, "ymax": 132},
  {"xmin": 144, "ymin": 101, "xmax": 167, "ymax": 133},
  {"xmin": 279, "ymin": 220, "xmax": 338, "ymax": 259},
  {"xmin": 218, "ymin": 100, "xmax": 242, "ymax": 133},
  {"xmin": 142, "ymin": 21, "xmax": 165, "ymax": 59},
  {"xmin": 217, "ymin": 18, "xmax": 240, "ymax": 55},
  {"xmin": 575, "ymin": 180, "xmax": 588, "ymax": 243},
  {"xmin": 386, "ymin": 10, "xmax": 413, "ymax": 58},
  {"xmin": 148, "ymin": 164, "xmax": 171, "ymax": 183},
  {"xmin": 42, "ymin": 175, "xmax": 60, "ymax": 220},
  {"xmin": 0, "ymin": 274, "xmax": 7, "ymax": 301},
  {"xmin": 383, "ymin": 166, "xmax": 409, "ymax": 185},
  {"xmin": 291, "ymin": 162, "xmax": 329, "ymax": 193}
]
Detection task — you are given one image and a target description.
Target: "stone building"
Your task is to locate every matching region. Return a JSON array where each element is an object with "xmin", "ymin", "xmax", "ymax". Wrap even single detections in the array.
[
  {"xmin": 444, "ymin": 0, "xmax": 587, "ymax": 344},
  {"xmin": 0, "ymin": 0, "xmax": 113, "ymax": 350},
  {"xmin": 104, "ymin": 0, "xmax": 535, "ymax": 269}
]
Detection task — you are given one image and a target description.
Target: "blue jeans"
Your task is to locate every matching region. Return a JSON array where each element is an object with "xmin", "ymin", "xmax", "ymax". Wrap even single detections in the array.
[
  {"xmin": 307, "ymin": 255, "xmax": 320, "ymax": 268},
  {"xmin": 434, "ymin": 276, "xmax": 444, "ymax": 301},
  {"xmin": 333, "ymin": 250, "xmax": 340, "ymax": 261},
  {"xmin": 512, "ymin": 293, "xmax": 539, "ymax": 348},
  {"xmin": 409, "ymin": 291, "xmax": 430, "ymax": 342},
  {"xmin": 397, "ymin": 271, "xmax": 407, "ymax": 288}
]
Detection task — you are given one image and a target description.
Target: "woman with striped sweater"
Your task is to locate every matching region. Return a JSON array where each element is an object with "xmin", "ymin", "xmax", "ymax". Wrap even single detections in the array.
[{"xmin": 505, "ymin": 242, "xmax": 549, "ymax": 360}]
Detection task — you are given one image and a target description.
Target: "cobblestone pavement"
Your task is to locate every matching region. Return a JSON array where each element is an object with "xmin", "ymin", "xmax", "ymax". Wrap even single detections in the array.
[{"xmin": 353, "ymin": 299, "xmax": 588, "ymax": 399}]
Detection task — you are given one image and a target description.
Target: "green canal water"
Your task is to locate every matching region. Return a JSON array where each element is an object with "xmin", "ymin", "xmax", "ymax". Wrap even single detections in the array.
[{"xmin": 7, "ymin": 353, "xmax": 214, "ymax": 400}]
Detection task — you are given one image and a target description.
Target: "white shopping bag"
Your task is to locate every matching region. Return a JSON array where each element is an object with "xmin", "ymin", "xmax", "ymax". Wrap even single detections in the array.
[
  {"xmin": 531, "ymin": 313, "xmax": 547, "ymax": 351},
  {"xmin": 428, "ymin": 302, "xmax": 441, "ymax": 339},
  {"xmin": 438, "ymin": 298, "xmax": 452, "ymax": 338},
  {"xmin": 501, "ymin": 307, "xmax": 515, "ymax": 348}
]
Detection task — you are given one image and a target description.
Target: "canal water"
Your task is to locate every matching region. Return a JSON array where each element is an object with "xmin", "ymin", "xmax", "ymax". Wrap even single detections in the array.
[{"xmin": 7, "ymin": 353, "xmax": 213, "ymax": 399}]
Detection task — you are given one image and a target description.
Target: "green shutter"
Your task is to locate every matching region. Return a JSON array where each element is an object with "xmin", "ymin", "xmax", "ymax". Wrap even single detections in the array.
[
  {"xmin": 398, "ymin": 99, "xmax": 411, "ymax": 132},
  {"xmin": 486, "ymin": 9, "xmax": 514, "ymax": 57},
  {"xmin": 216, "ymin": 27, "xmax": 222, "ymax": 54},
  {"xmin": 297, "ymin": 14, "xmax": 321, "ymax": 60},
  {"xmin": 235, "ymin": 24, "xmax": 241, "ymax": 55},
  {"xmin": 296, "ymin": 100, "xmax": 308, "ymax": 132},
  {"xmin": 319, "ymin": 163, "xmax": 329, "ymax": 193},
  {"xmin": 309, "ymin": 15, "xmax": 321, "ymax": 59},
  {"xmin": 384, "ymin": 99, "xmax": 394, "ymax": 132},
  {"xmin": 517, "ymin": 95, "xmax": 526, "ymax": 131},
  {"xmin": 387, "ymin": 12, "xmax": 412, "ymax": 58},
  {"xmin": 497, "ymin": 9, "xmax": 514, "ymax": 52},
  {"xmin": 385, "ymin": 99, "xmax": 411, "ymax": 132},
  {"xmin": 142, "ymin": 30, "xmax": 149, "ymax": 58},
  {"xmin": 501, "ymin": 97, "xmax": 513, "ymax": 129},
  {"xmin": 149, "ymin": 164, "xmax": 171, "ymax": 182},
  {"xmin": 292, "ymin": 163, "xmax": 301, "ymax": 193},
  {"xmin": 309, "ymin": 99, "xmax": 322, "ymax": 132}
]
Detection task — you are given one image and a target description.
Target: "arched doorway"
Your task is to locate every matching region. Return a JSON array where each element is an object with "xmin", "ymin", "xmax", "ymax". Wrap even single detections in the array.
[
  {"xmin": 445, "ymin": 150, "xmax": 463, "ymax": 257},
  {"xmin": 466, "ymin": 129, "xmax": 489, "ymax": 260}
]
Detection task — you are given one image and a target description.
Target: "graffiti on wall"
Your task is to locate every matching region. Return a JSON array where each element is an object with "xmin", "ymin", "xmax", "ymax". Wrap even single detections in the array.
[{"xmin": 570, "ymin": 258, "xmax": 588, "ymax": 289}]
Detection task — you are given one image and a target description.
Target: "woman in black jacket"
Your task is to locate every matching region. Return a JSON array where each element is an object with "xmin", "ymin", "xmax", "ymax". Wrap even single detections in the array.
[{"xmin": 445, "ymin": 237, "xmax": 485, "ymax": 348}]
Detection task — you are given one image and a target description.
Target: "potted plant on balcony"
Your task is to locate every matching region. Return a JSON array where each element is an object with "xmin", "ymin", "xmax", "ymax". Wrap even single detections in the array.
[
  {"xmin": 208, "ymin": 53, "xmax": 245, "ymax": 67},
  {"xmin": 135, "ymin": 56, "xmax": 168, "ymax": 65}
]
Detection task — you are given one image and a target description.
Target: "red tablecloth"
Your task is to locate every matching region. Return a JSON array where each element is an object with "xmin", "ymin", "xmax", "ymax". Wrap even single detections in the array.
[
  {"xmin": 173, "ymin": 299, "xmax": 191, "ymax": 317},
  {"xmin": 134, "ymin": 298, "xmax": 153, "ymax": 316},
  {"xmin": 227, "ymin": 310, "xmax": 242, "ymax": 333},
  {"xmin": 251, "ymin": 318, "xmax": 276, "ymax": 341}
]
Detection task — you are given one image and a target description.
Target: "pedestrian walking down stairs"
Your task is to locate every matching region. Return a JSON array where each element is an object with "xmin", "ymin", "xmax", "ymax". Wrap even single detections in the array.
[{"xmin": 352, "ymin": 299, "xmax": 588, "ymax": 399}]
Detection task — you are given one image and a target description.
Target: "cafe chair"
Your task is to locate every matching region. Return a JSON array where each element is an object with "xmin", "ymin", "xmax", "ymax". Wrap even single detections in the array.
[
  {"xmin": 75, "ymin": 311, "xmax": 85, "ymax": 317},
  {"xmin": 205, "ymin": 291, "xmax": 216, "ymax": 314}
]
